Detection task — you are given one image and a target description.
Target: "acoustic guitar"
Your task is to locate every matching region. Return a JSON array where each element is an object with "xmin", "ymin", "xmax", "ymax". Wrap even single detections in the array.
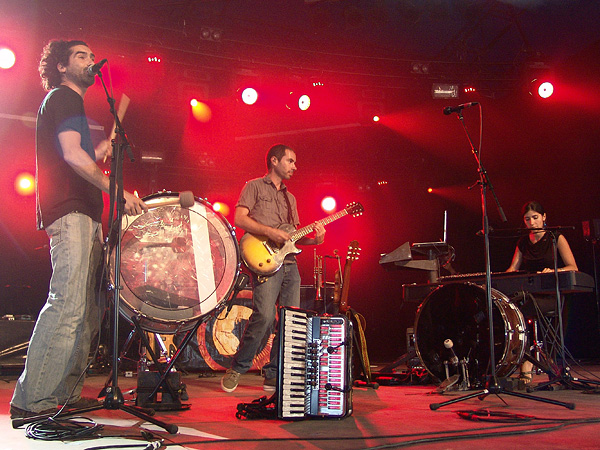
[{"xmin": 239, "ymin": 202, "xmax": 364, "ymax": 276}]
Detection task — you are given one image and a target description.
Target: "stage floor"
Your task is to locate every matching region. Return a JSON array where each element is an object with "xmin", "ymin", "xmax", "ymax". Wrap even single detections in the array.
[{"xmin": 3, "ymin": 363, "xmax": 600, "ymax": 450}]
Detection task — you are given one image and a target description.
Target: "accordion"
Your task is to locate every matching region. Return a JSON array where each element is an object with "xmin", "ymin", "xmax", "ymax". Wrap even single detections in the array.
[{"xmin": 276, "ymin": 307, "xmax": 353, "ymax": 419}]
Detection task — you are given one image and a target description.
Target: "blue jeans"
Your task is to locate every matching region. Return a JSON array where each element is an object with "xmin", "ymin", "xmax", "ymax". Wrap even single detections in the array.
[
  {"xmin": 11, "ymin": 213, "xmax": 102, "ymax": 413},
  {"xmin": 231, "ymin": 261, "xmax": 301, "ymax": 379}
]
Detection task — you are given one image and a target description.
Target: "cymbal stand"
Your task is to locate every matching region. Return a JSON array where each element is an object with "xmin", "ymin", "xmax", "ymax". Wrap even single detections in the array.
[
  {"xmin": 13, "ymin": 67, "xmax": 178, "ymax": 433},
  {"xmin": 429, "ymin": 107, "xmax": 574, "ymax": 411}
]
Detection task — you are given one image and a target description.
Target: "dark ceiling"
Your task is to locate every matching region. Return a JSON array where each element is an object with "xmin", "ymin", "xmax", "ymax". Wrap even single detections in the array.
[{"xmin": 4, "ymin": 0, "xmax": 600, "ymax": 94}]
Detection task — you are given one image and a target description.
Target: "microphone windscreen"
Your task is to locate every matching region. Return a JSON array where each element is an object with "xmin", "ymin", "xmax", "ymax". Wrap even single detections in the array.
[{"xmin": 179, "ymin": 191, "xmax": 195, "ymax": 208}]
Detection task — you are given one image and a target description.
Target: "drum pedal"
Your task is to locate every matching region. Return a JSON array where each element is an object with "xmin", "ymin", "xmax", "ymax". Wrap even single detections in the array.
[{"xmin": 136, "ymin": 370, "xmax": 191, "ymax": 411}]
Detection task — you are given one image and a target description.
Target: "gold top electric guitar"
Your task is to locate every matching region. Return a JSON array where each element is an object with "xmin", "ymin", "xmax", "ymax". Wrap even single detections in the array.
[{"xmin": 239, "ymin": 202, "xmax": 364, "ymax": 276}]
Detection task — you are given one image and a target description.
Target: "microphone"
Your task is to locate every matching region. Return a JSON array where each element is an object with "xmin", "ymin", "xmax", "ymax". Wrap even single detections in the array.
[
  {"xmin": 87, "ymin": 58, "xmax": 108, "ymax": 76},
  {"xmin": 443, "ymin": 102, "xmax": 479, "ymax": 115},
  {"xmin": 444, "ymin": 339, "xmax": 459, "ymax": 366}
]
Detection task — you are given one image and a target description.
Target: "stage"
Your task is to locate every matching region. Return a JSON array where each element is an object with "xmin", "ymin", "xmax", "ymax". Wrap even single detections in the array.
[{"xmin": 3, "ymin": 364, "xmax": 600, "ymax": 450}]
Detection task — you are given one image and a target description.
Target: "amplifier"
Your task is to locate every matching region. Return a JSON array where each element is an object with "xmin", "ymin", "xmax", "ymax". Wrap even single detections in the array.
[{"xmin": 0, "ymin": 319, "xmax": 35, "ymax": 375}]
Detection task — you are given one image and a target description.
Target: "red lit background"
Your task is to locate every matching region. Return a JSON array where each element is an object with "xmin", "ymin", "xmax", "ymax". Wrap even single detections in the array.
[{"xmin": 1, "ymin": 1, "xmax": 600, "ymax": 361}]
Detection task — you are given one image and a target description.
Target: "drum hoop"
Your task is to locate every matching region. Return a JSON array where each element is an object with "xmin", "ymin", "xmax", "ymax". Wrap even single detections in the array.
[
  {"xmin": 414, "ymin": 282, "xmax": 526, "ymax": 382},
  {"xmin": 113, "ymin": 191, "xmax": 240, "ymax": 333}
]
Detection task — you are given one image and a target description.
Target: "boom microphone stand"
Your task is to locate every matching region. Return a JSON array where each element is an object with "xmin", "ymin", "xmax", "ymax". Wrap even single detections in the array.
[
  {"xmin": 13, "ymin": 64, "xmax": 178, "ymax": 433},
  {"xmin": 429, "ymin": 106, "xmax": 573, "ymax": 411}
]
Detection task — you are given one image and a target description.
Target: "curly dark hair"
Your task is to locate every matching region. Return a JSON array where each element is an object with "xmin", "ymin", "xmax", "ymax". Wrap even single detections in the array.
[{"xmin": 38, "ymin": 39, "xmax": 88, "ymax": 91}]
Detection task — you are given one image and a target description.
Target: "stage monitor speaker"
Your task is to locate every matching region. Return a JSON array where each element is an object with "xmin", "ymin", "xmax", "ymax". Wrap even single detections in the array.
[{"xmin": 0, "ymin": 319, "xmax": 34, "ymax": 375}]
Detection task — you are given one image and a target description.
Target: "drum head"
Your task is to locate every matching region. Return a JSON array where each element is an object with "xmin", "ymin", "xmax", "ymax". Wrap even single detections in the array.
[
  {"xmin": 116, "ymin": 192, "xmax": 240, "ymax": 333},
  {"xmin": 414, "ymin": 282, "xmax": 525, "ymax": 383}
]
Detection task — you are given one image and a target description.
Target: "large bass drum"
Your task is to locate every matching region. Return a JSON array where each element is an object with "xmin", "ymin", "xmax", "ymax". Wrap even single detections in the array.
[
  {"xmin": 414, "ymin": 282, "xmax": 526, "ymax": 384},
  {"xmin": 114, "ymin": 192, "xmax": 240, "ymax": 334}
]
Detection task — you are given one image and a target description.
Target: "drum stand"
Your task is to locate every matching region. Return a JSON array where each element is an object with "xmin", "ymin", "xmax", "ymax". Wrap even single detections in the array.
[
  {"xmin": 430, "ymin": 109, "xmax": 574, "ymax": 411},
  {"xmin": 13, "ymin": 71, "xmax": 179, "ymax": 432}
]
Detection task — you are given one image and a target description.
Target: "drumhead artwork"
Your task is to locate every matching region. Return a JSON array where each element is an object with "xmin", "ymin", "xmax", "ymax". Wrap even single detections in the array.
[{"xmin": 116, "ymin": 192, "xmax": 240, "ymax": 333}]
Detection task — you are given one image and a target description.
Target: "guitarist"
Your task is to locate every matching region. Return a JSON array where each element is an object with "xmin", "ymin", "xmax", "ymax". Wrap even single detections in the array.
[{"xmin": 221, "ymin": 144, "xmax": 325, "ymax": 393}]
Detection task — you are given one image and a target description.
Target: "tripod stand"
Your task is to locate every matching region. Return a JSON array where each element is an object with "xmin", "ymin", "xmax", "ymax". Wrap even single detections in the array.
[
  {"xmin": 430, "ymin": 106, "xmax": 574, "ymax": 411},
  {"xmin": 13, "ymin": 67, "xmax": 178, "ymax": 433}
]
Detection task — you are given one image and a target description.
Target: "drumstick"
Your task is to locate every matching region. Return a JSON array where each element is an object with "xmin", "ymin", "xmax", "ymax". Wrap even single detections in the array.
[{"xmin": 104, "ymin": 93, "xmax": 130, "ymax": 162}]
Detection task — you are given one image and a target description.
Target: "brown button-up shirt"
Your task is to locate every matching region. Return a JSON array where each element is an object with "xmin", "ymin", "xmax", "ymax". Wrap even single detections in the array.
[{"xmin": 236, "ymin": 175, "xmax": 300, "ymax": 230}]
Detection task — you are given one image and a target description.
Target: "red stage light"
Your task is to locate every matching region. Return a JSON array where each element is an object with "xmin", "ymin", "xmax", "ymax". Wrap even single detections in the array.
[
  {"xmin": 321, "ymin": 196, "xmax": 336, "ymax": 213},
  {"xmin": 0, "ymin": 47, "xmax": 16, "ymax": 69},
  {"xmin": 298, "ymin": 94, "xmax": 311, "ymax": 111},
  {"xmin": 427, "ymin": 187, "xmax": 434, "ymax": 193},
  {"xmin": 372, "ymin": 115, "xmax": 380, "ymax": 122},
  {"xmin": 287, "ymin": 92, "xmax": 311, "ymax": 111},
  {"xmin": 241, "ymin": 87, "xmax": 258, "ymax": 105},
  {"xmin": 537, "ymin": 81, "xmax": 554, "ymax": 98},
  {"xmin": 530, "ymin": 78, "xmax": 554, "ymax": 99}
]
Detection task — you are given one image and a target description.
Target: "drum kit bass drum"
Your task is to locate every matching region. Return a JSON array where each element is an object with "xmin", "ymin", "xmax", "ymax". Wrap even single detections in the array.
[
  {"xmin": 414, "ymin": 282, "xmax": 527, "ymax": 385},
  {"xmin": 112, "ymin": 191, "xmax": 526, "ymax": 384}
]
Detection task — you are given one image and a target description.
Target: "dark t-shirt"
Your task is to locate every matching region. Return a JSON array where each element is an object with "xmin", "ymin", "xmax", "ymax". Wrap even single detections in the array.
[
  {"xmin": 36, "ymin": 86, "xmax": 103, "ymax": 229},
  {"xmin": 517, "ymin": 231, "xmax": 564, "ymax": 273}
]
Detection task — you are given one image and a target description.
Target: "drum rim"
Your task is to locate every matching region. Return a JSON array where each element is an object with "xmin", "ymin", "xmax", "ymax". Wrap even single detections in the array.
[
  {"xmin": 413, "ymin": 281, "xmax": 526, "ymax": 382},
  {"xmin": 112, "ymin": 191, "xmax": 241, "ymax": 333}
]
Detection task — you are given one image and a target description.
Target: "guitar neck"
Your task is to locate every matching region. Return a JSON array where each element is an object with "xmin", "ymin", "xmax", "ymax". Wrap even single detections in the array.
[{"xmin": 289, "ymin": 209, "xmax": 349, "ymax": 242}]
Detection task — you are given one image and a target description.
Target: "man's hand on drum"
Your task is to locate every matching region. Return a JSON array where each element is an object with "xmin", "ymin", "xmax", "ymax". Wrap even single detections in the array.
[{"xmin": 124, "ymin": 190, "xmax": 148, "ymax": 215}]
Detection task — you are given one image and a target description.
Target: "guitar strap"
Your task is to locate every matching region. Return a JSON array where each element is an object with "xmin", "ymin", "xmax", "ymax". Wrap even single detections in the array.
[{"xmin": 282, "ymin": 187, "xmax": 294, "ymax": 225}]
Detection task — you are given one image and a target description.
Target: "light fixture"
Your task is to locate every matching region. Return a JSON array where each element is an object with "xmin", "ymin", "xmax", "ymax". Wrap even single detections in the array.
[{"xmin": 432, "ymin": 83, "xmax": 459, "ymax": 99}]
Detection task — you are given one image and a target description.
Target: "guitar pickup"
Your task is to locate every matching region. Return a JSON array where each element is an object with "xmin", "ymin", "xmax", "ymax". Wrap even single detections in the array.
[{"xmin": 262, "ymin": 240, "xmax": 276, "ymax": 256}]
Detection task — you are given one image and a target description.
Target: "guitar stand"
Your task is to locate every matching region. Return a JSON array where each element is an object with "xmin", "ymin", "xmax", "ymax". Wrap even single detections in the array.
[{"xmin": 348, "ymin": 308, "xmax": 379, "ymax": 389}]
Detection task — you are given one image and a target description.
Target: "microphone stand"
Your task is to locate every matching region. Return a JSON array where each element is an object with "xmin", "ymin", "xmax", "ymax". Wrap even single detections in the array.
[
  {"xmin": 527, "ymin": 231, "xmax": 600, "ymax": 392},
  {"xmin": 429, "ymin": 109, "xmax": 573, "ymax": 411},
  {"xmin": 12, "ymin": 68, "xmax": 178, "ymax": 433}
]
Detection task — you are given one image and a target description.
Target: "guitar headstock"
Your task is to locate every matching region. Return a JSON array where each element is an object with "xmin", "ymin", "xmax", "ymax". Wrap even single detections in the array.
[
  {"xmin": 345, "ymin": 202, "xmax": 364, "ymax": 217},
  {"xmin": 346, "ymin": 240, "xmax": 360, "ymax": 262}
]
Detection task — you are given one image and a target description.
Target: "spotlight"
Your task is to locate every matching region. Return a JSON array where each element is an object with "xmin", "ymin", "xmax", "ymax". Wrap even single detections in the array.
[
  {"xmin": 240, "ymin": 87, "xmax": 258, "ymax": 105},
  {"xmin": 529, "ymin": 76, "xmax": 554, "ymax": 99},
  {"xmin": 14, "ymin": 172, "xmax": 35, "ymax": 196},
  {"xmin": 190, "ymin": 99, "xmax": 212, "ymax": 122},
  {"xmin": 286, "ymin": 92, "xmax": 311, "ymax": 111},
  {"xmin": 212, "ymin": 202, "xmax": 230, "ymax": 216},
  {"xmin": 298, "ymin": 94, "xmax": 311, "ymax": 111},
  {"xmin": 321, "ymin": 196, "xmax": 336, "ymax": 213},
  {"xmin": 0, "ymin": 47, "xmax": 16, "ymax": 69},
  {"xmin": 537, "ymin": 81, "xmax": 554, "ymax": 99}
]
